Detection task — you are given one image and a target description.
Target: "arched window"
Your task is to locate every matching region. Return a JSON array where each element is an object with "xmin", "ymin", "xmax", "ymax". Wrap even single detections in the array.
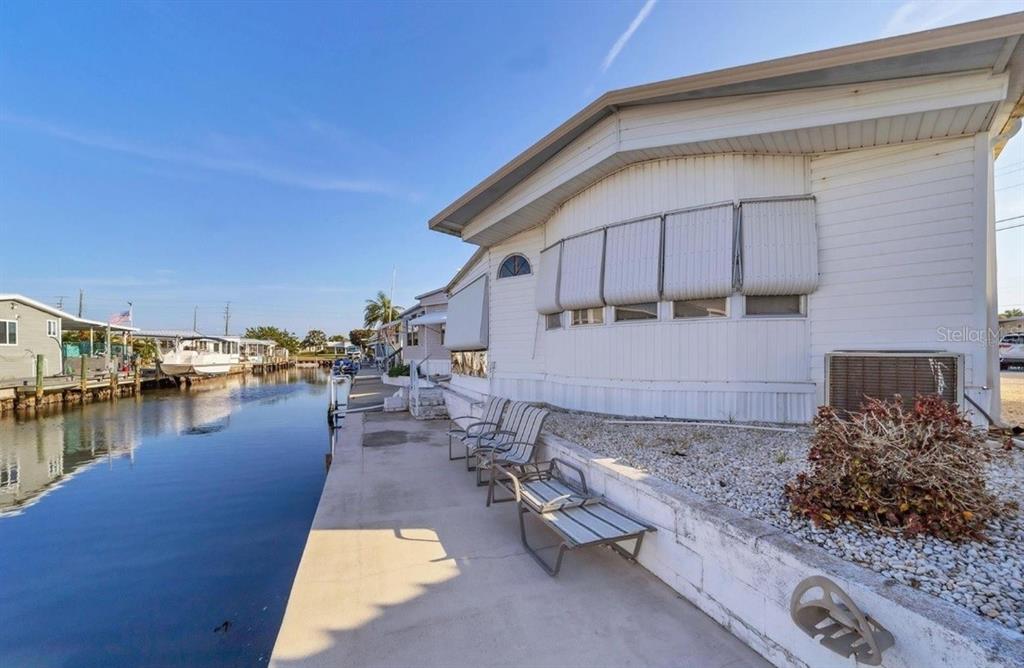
[{"xmin": 497, "ymin": 254, "xmax": 531, "ymax": 278}]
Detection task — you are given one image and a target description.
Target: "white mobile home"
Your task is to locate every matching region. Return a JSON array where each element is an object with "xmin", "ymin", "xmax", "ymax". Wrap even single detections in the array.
[
  {"xmin": 430, "ymin": 16, "xmax": 1024, "ymax": 424},
  {"xmin": 400, "ymin": 287, "xmax": 450, "ymax": 376}
]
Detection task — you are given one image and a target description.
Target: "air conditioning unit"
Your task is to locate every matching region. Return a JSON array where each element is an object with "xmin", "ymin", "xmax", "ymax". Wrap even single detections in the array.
[{"xmin": 825, "ymin": 351, "xmax": 964, "ymax": 415}]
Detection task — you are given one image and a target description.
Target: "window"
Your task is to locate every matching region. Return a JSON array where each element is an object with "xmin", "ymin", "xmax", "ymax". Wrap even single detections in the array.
[
  {"xmin": 673, "ymin": 298, "xmax": 728, "ymax": 319},
  {"xmin": 440, "ymin": 324, "xmax": 445, "ymax": 346},
  {"xmin": 545, "ymin": 313, "xmax": 562, "ymax": 330},
  {"xmin": 407, "ymin": 326, "xmax": 419, "ymax": 347},
  {"xmin": 614, "ymin": 302, "xmax": 658, "ymax": 322},
  {"xmin": 46, "ymin": 319, "xmax": 58, "ymax": 337},
  {"xmin": 0, "ymin": 320, "xmax": 17, "ymax": 346},
  {"xmin": 745, "ymin": 295, "xmax": 804, "ymax": 316},
  {"xmin": 571, "ymin": 308, "xmax": 604, "ymax": 326},
  {"xmin": 497, "ymin": 254, "xmax": 531, "ymax": 278}
]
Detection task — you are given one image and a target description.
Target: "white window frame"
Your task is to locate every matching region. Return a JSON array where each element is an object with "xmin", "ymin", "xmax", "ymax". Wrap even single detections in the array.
[
  {"xmin": 0, "ymin": 319, "xmax": 17, "ymax": 346},
  {"xmin": 742, "ymin": 295, "xmax": 807, "ymax": 318},
  {"xmin": 571, "ymin": 307, "xmax": 604, "ymax": 327},
  {"xmin": 672, "ymin": 297, "xmax": 730, "ymax": 320},
  {"xmin": 612, "ymin": 302, "xmax": 659, "ymax": 323},
  {"xmin": 46, "ymin": 319, "xmax": 59, "ymax": 338},
  {"xmin": 496, "ymin": 253, "xmax": 532, "ymax": 280}
]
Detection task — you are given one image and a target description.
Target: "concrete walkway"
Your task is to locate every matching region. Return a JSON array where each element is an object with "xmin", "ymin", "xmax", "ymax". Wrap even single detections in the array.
[{"xmin": 270, "ymin": 413, "xmax": 769, "ymax": 668}]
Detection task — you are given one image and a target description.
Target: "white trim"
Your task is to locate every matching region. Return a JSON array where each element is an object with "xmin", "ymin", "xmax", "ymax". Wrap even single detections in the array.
[
  {"xmin": 671, "ymin": 297, "xmax": 731, "ymax": 320},
  {"xmin": 741, "ymin": 294, "xmax": 807, "ymax": 318},
  {"xmin": 0, "ymin": 319, "xmax": 16, "ymax": 346}
]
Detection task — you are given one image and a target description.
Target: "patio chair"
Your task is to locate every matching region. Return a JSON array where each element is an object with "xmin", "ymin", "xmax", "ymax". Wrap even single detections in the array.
[
  {"xmin": 469, "ymin": 404, "xmax": 549, "ymax": 485},
  {"xmin": 491, "ymin": 458, "xmax": 656, "ymax": 576},
  {"xmin": 447, "ymin": 396, "xmax": 509, "ymax": 462}
]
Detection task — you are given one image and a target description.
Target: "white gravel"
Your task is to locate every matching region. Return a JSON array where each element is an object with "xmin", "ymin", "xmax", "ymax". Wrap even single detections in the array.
[{"xmin": 546, "ymin": 411, "xmax": 1024, "ymax": 636}]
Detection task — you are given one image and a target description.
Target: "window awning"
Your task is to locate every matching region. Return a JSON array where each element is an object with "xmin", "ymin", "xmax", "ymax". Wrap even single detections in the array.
[
  {"xmin": 408, "ymin": 311, "xmax": 447, "ymax": 326},
  {"xmin": 445, "ymin": 275, "xmax": 488, "ymax": 351},
  {"xmin": 662, "ymin": 203, "xmax": 735, "ymax": 301},
  {"xmin": 604, "ymin": 217, "xmax": 661, "ymax": 305},
  {"xmin": 558, "ymin": 230, "xmax": 605, "ymax": 310},
  {"xmin": 535, "ymin": 243, "xmax": 562, "ymax": 315},
  {"xmin": 740, "ymin": 197, "xmax": 818, "ymax": 295}
]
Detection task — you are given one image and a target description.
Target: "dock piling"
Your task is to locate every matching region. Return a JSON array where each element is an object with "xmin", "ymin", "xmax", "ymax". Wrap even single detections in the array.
[{"xmin": 35, "ymin": 354, "xmax": 44, "ymax": 401}]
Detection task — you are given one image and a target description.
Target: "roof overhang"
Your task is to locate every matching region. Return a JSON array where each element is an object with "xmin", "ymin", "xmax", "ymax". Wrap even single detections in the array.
[
  {"xmin": 429, "ymin": 13, "xmax": 1024, "ymax": 244},
  {"xmin": 0, "ymin": 294, "xmax": 138, "ymax": 332},
  {"xmin": 407, "ymin": 311, "xmax": 447, "ymax": 326}
]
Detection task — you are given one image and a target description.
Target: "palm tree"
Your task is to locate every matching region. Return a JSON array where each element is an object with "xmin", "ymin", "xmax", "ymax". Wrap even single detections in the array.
[
  {"xmin": 363, "ymin": 291, "xmax": 402, "ymax": 328},
  {"xmin": 364, "ymin": 291, "xmax": 403, "ymax": 364}
]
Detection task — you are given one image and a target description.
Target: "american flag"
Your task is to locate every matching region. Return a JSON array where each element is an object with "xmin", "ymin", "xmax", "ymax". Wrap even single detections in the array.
[{"xmin": 108, "ymin": 308, "xmax": 132, "ymax": 326}]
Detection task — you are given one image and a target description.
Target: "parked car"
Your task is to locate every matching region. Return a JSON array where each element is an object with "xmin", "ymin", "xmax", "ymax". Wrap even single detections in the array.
[{"xmin": 1001, "ymin": 334, "xmax": 1024, "ymax": 370}]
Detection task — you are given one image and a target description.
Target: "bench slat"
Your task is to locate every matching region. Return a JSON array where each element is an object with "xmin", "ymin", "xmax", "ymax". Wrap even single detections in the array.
[{"xmin": 579, "ymin": 503, "xmax": 648, "ymax": 535}]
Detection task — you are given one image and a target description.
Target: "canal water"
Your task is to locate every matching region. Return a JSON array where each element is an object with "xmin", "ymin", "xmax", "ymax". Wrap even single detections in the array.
[{"xmin": 0, "ymin": 369, "xmax": 331, "ymax": 667}]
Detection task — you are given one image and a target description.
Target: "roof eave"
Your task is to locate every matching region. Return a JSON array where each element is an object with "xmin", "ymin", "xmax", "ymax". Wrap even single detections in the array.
[{"xmin": 428, "ymin": 12, "xmax": 1024, "ymax": 239}]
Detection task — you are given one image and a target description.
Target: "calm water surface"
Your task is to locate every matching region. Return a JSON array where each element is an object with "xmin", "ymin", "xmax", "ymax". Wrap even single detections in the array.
[{"xmin": 0, "ymin": 369, "xmax": 331, "ymax": 667}]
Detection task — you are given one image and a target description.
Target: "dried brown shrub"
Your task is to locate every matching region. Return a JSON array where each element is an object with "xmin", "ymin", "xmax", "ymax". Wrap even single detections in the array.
[{"xmin": 785, "ymin": 395, "xmax": 1009, "ymax": 540}]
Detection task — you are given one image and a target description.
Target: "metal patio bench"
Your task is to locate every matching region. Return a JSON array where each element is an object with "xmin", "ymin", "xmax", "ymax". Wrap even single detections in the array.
[
  {"xmin": 468, "ymin": 403, "xmax": 548, "ymax": 485},
  {"xmin": 447, "ymin": 396, "xmax": 509, "ymax": 462},
  {"xmin": 491, "ymin": 459, "xmax": 656, "ymax": 576}
]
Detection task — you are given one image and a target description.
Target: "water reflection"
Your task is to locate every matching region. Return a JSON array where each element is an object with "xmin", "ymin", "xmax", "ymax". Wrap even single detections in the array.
[
  {"xmin": 0, "ymin": 370, "xmax": 312, "ymax": 515},
  {"xmin": 0, "ymin": 368, "xmax": 330, "ymax": 667}
]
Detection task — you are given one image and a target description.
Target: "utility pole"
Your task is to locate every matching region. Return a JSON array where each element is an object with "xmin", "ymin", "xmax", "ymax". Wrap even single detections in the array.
[
  {"xmin": 390, "ymin": 265, "xmax": 397, "ymax": 321},
  {"xmin": 54, "ymin": 295, "xmax": 68, "ymax": 310},
  {"xmin": 78, "ymin": 289, "xmax": 84, "ymax": 317},
  {"xmin": 223, "ymin": 302, "xmax": 231, "ymax": 336},
  {"xmin": 193, "ymin": 306, "xmax": 198, "ymax": 332}
]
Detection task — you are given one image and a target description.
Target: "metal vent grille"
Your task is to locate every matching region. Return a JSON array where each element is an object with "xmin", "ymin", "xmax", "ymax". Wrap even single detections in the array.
[{"xmin": 825, "ymin": 352, "xmax": 963, "ymax": 415}]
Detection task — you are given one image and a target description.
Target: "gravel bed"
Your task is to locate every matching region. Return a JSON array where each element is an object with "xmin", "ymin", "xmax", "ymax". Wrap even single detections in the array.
[{"xmin": 546, "ymin": 411, "xmax": 1024, "ymax": 635}]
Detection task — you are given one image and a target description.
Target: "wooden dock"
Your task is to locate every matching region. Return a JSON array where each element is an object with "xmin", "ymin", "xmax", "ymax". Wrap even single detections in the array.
[{"xmin": 0, "ymin": 360, "xmax": 296, "ymax": 417}]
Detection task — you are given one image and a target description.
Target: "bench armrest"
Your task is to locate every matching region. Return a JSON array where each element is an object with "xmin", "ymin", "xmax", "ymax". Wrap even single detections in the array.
[{"xmin": 550, "ymin": 458, "xmax": 588, "ymax": 495}]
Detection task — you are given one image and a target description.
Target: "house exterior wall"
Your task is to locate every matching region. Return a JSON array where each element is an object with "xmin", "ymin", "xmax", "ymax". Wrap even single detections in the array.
[
  {"xmin": 446, "ymin": 136, "xmax": 997, "ymax": 423},
  {"xmin": 808, "ymin": 135, "xmax": 993, "ymax": 414},
  {"xmin": 0, "ymin": 299, "xmax": 63, "ymax": 382}
]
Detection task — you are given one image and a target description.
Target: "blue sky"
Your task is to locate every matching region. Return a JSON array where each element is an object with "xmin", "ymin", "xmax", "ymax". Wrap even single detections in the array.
[{"xmin": 1, "ymin": 0, "xmax": 1021, "ymax": 335}]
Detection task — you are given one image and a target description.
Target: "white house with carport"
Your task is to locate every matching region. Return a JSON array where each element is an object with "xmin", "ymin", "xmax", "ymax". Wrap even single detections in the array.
[
  {"xmin": 399, "ymin": 287, "xmax": 450, "ymax": 377},
  {"xmin": 431, "ymin": 15, "xmax": 1024, "ymax": 425},
  {"xmin": 0, "ymin": 294, "xmax": 138, "ymax": 387}
]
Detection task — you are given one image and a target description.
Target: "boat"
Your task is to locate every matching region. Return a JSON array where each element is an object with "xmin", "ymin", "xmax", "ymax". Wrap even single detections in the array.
[{"xmin": 157, "ymin": 336, "xmax": 239, "ymax": 377}]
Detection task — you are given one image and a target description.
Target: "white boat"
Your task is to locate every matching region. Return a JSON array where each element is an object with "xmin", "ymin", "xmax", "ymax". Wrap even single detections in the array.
[{"xmin": 157, "ymin": 336, "xmax": 239, "ymax": 377}]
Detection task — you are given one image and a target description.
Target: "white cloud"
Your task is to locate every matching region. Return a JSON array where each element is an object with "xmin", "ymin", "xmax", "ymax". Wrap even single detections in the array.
[
  {"xmin": 1, "ymin": 113, "xmax": 408, "ymax": 198},
  {"xmin": 880, "ymin": 1, "xmax": 1018, "ymax": 38},
  {"xmin": 601, "ymin": 0, "xmax": 657, "ymax": 74}
]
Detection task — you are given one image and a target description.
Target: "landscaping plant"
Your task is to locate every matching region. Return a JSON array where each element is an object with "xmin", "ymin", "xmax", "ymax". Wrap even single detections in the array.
[{"xmin": 786, "ymin": 395, "xmax": 1011, "ymax": 540}]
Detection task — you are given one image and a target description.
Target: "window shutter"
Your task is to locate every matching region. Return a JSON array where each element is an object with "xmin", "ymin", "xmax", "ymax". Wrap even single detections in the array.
[
  {"xmin": 740, "ymin": 197, "xmax": 818, "ymax": 296},
  {"xmin": 445, "ymin": 275, "xmax": 488, "ymax": 351},
  {"xmin": 662, "ymin": 203, "xmax": 734, "ymax": 300},
  {"xmin": 535, "ymin": 243, "xmax": 562, "ymax": 315},
  {"xmin": 603, "ymin": 217, "xmax": 661, "ymax": 305},
  {"xmin": 558, "ymin": 230, "xmax": 605, "ymax": 310}
]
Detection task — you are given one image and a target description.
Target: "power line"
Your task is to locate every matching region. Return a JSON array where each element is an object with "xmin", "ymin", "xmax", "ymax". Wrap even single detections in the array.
[{"xmin": 997, "ymin": 221, "xmax": 1024, "ymax": 232}]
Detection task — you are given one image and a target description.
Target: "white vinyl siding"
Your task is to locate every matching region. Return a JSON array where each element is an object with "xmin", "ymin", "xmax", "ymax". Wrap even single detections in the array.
[
  {"xmin": 740, "ymin": 197, "xmax": 819, "ymax": 296},
  {"xmin": 558, "ymin": 230, "xmax": 605, "ymax": 310},
  {"xmin": 662, "ymin": 203, "xmax": 735, "ymax": 300},
  {"xmin": 535, "ymin": 243, "xmax": 562, "ymax": 315},
  {"xmin": 603, "ymin": 217, "xmax": 661, "ymax": 305},
  {"xmin": 808, "ymin": 136, "xmax": 984, "ymax": 399},
  {"xmin": 445, "ymin": 275, "xmax": 488, "ymax": 351}
]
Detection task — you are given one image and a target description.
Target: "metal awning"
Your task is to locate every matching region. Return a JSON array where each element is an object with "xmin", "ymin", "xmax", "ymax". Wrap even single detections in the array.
[{"xmin": 407, "ymin": 311, "xmax": 447, "ymax": 326}]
